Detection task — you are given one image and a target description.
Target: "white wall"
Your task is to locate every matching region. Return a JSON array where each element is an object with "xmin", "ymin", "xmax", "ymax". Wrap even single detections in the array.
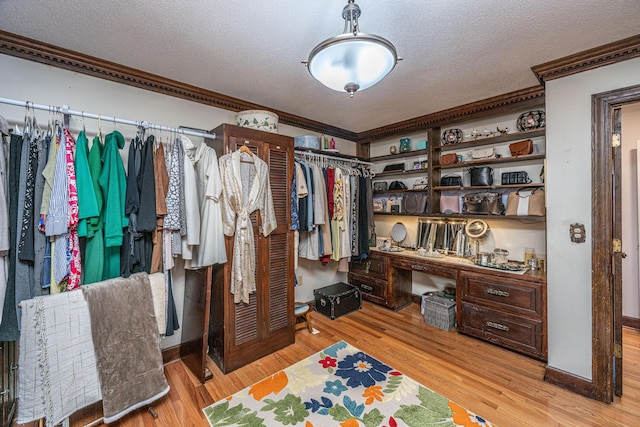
[
  {"xmin": 622, "ymin": 104, "xmax": 640, "ymax": 320},
  {"xmin": 0, "ymin": 53, "xmax": 354, "ymax": 348},
  {"xmin": 546, "ymin": 56, "xmax": 640, "ymax": 379}
]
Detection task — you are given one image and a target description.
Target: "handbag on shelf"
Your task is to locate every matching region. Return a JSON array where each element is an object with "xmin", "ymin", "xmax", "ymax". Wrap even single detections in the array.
[
  {"xmin": 386, "ymin": 194, "xmax": 402, "ymax": 213},
  {"xmin": 509, "ymin": 139, "xmax": 533, "ymax": 157},
  {"xmin": 373, "ymin": 181, "xmax": 388, "ymax": 191},
  {"xmin": 373, "ymin": 198, "xmax": 386, "ymax": 213},
  {"xmin": 403, "ymin": 192, "xmax": 428, "ymax": 214},
  {"xmin": 440, "ymin": 174, "xmax": 463, "ymax": 187},
  {"xmin": 463, "ymin": 192, "xmax": 504, "ymax": 215},
  {"xmin": 440, "ymin": 153, "xmax": 459, "ymax": 166},
  {"xmin": 501, "ymin": 171, "xmax": 531, "ymax": 185},
  {"xmin": 389, "ymin": 180, "xmax": 407, "ymax": 190},
  {"xmin": 413, "ymin": 176, "xmax": 429, "ymax": 189},
  {"xmin": 383, "ymin": 163, "xmax": 405, "ymax": 172},
  {"xmin": 468, "ymin": 166, "xmax": 493, "ymax": 186},
  {"xmin": 505, "ymin": 188, "xmax": 545, "ymax": 216},
  {"xmin": 440, "ymin": 194, "xmax": 460, "ymax": 214},
  {"xmin": 470, "ymin": 147, "xmax": 496, "ymax": 160}
]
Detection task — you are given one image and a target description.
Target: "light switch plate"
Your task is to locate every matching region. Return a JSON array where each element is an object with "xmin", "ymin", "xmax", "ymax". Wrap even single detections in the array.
[{"xmin": 570, "ymin": 223, "xmax": 586, "ymax": 243}]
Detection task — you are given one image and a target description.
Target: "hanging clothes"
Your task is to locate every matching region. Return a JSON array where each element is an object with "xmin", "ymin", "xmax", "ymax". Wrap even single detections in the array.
[
  {"xmin": 184, "ymin": 139, "xmax": 226, "ymax": 269},
  {"xmin": 137, "ymin": 135, "xmax": 157, "ymax": 270},
  {"xmin": 219, "ymin": 149, "xmax": 276, "ymax": 304},
  {"xmin": 84, "ymin": 134, "xmax": 105, "ymax": 284},
  {"xmin": 164, "ymin": 137, "xmax": 186, "ymax": 258},
  {"xmin": 122, "ymin": 135, "xmax": 142, "ymax": 277},
  {"xmin": 75, "ymin": 130, "xmax": 100, "ymax": 240},
  {"xmin": 180, "ymin": 136, "xmax": 200, "ymax": 262},
  {"xmin": 151, "ymin": 143, "xmax": 169, "ymax": 273},
  {"xmin": 0, "ymin": 126, "xmax": 9, "ymax": 323},
  {"xmin": 0, "ymin": 132, "xmax": 23, "ymax": 341},
  {"xmin": 14, "ymin": 125, "xmax": 39, "ymax": 315},
  {"xmin": 62, "ymin": 126, "xmax": 81, "ymax": 290},
  {"xmin": 98, "ymin": 130, "xmax": 128, "ymax": 280}
]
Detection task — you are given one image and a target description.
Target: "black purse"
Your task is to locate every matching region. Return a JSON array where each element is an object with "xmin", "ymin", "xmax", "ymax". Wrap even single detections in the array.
[
  {"xmin": 469, "ymin": 166, "xmax": 493, "ymax": 186},
  {"xmin": 389, "ymin": 181, "xmax": 407, "ymax": 190},
  {"xmin": 501, "ymin": 171, "xmax": 531, "ymax": 185},
  {"xmin": 462, "ymin": 192, "xmax": 504, "ymax": 215},
  {"xmin": 440, "ymin": 174, "xmax": 463, "ymax": 187}
]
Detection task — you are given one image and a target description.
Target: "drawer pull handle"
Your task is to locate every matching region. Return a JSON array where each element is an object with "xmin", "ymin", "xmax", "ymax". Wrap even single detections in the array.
[
  {"xmin": 365, "ymin": 261, "xmax": 371, "ymax": 274},
  {"xmin": 486, "ymin": 321, "xmax": 509, "ymax": 332},
  {"xmin": 360, "ymin": 284, "xmax": 373, "ymax": 291},
  {"xmin": 487, "ymin": 288, "xmax": 510, "ymax": 298},
  {"xmin": 411, "ymin": 264, "xmax": 428, "ymax": 271}
]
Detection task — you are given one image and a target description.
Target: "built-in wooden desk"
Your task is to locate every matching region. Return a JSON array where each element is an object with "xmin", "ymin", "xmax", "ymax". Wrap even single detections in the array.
[{"xmin": 349, "ymin": 249, "xmax": 547, "ymax": 361}]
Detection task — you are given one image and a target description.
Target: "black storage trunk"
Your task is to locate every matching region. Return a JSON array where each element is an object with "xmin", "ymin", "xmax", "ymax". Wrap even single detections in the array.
[{"xmin": 314, "ymin": 282, "xmax": 362, "ymax": 320}]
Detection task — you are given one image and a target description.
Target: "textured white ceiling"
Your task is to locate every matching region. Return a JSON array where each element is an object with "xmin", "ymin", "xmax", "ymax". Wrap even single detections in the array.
[{"xmin": 1, "ymin": 0, "xmax": 639, "ymax": 133}]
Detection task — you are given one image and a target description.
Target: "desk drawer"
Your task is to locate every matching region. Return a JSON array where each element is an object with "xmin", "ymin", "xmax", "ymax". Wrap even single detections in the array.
[
  {"xmin": 390, "ymin": 257, "xmax": 457, "ymax": 279},
  {"xmin": 459, "ymin": 271, "xmax": 543, "ymax": 317},
  {"xmin": 349, "ymin": 256, "xmax": 388, "ymax": 280},
  {"xmin": 459, "ymin": 302, "xmax": 545, "ymax": 361},
  {"xmin": 349, "ymin": 274, "xmax": 387, "ymax": 304}
]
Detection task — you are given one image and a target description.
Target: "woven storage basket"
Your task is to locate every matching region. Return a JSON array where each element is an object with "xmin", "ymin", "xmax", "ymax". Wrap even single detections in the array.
[{"xmin": 421, "ymin": 293, "xmax": 456, "ymax": 331}]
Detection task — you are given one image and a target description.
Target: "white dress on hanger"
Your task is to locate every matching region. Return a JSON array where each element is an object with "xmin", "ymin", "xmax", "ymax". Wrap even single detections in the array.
[
  {"xmin": 219, "ymin": 150, "xmax": 276, "ymax": 304},
  {"xmin": 180, "ymin": 136, "xmax": 201, "ymax": 260},
  {"xmin": 185, "ymin": 141, "xmax": 226, "ymax": 268}
]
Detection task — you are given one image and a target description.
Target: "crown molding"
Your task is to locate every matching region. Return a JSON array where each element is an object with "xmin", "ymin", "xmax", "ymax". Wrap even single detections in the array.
[
  {"xmin": 356, "ymin": 86, "xmax": 545, "ymax": 142},
  {"xmin": 532, "ymin": 34, "xmax": 640, "ymax": 85},
  {"xmin": 0, "ymin": 30, "xmax": 358, "ymax": 141}
]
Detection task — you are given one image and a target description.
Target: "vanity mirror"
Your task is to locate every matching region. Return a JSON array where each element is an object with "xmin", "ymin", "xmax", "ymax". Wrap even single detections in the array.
[{"xmin": 416, "ymin": 217, "xmax": 468, "ymax": 256}]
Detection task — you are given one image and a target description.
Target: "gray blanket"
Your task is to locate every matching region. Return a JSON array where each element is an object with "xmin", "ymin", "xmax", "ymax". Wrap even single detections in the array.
[{"xmin": 82, "ymin": 273, "xmax": 169, "ymax": 423}]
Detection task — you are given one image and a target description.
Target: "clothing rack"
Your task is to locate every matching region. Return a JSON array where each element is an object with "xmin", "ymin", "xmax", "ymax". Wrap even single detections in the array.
[
  {"xmin": 294, "ymin": 148, "xmax": 372, "ymax": 167},
  {"xmin": 0, "ymin": 96, "xmax": 217, "ymax": 140}
]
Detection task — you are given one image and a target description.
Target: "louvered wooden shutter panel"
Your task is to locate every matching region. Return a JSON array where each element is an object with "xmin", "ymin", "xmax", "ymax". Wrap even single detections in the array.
[
  {"xmin": 268, "ymin": 148, "xmax": 288, "ymax": 228},
  {"xmin": 268, "ymin": 232, "xmax": 289, "ymax": 331},
  {"xmin": 234, "ymin": 292, "xmax": 258, "ymax": 345},
  {"xmin": 233, "ymin": 233, "xmax": 260, "ymax": 345},
  {"xmin": 267, "ymin": 145, "xmax": 291, "ymax": 332}
]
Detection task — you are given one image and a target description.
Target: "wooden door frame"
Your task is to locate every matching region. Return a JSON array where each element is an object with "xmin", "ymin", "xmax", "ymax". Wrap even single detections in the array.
[{"xmin": 592, "ymin": 84, "xmax": 640, "ymax": 402}]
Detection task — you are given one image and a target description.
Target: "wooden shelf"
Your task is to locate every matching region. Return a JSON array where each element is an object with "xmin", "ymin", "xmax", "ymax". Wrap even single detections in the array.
[
  {"xmin": 416, "ymin": 213, "xmax": 546, "ymax": 222},
  {"xmin": 434, "ymin": 183, "xmax": 544, "ymax": 191},
  {"xmin": 435, "ymin": 153, "xmax": 545, "ymax": 170},
  {"xmin": 373, "ymin": 211, "xmax": 430, "ymax": 217},
  {"xmin": 370, "ymin": 148, "xmax": 429, "ymax": 162},
  {"xmin": 373, "ymin": 188, "xmax": 429, "ymax": 195},
  {"xmin": 373, "ymin": 168, "xmax": 429, "ymax": 179},
  {"xmin": 436, "ymin": 128, "xmax": 545, "ymax": 152}
]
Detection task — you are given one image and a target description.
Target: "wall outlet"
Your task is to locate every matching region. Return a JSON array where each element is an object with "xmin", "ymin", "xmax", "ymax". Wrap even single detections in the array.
[{"xmin": 298, "ymin": 276, "xmax": 303, "ymax": 286}]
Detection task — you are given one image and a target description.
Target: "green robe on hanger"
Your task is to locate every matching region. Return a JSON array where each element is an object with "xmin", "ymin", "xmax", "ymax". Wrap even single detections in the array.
[
  {"xmin": 98, "ymin": 130, "xmax": 128, "ymax": 280},
  {"xmin": 84, "ymin": 135, "xmax": 105, "ymax": 283}
]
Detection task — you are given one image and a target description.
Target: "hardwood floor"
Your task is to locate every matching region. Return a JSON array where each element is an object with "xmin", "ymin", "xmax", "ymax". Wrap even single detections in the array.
[{"xmin": 16, "ymin": 301, "xmax": 640, "ymax": 426}]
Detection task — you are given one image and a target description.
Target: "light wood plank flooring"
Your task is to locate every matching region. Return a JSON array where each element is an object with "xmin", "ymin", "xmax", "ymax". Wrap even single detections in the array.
[{"xmin": 16, "ymin": 301, "xmax": 640, "ymax": 426}]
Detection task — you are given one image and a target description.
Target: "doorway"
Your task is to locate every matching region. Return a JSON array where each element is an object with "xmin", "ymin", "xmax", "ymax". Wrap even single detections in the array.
[{"xmin": 592, "ymin": 84, "xmax": 640, "ymax": 403}]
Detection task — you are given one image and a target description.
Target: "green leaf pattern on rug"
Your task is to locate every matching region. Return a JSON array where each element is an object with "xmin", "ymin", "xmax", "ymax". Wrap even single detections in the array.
[
  {"xmin": 383, "ymin": 373, "xmax": 419, "ymax": 402},
  {"xmin": 328, "ymin": 403, "xmax": 385, "ymax": 427},
  {"xmin": 203, "ymin": 401, "xmax": 266, "ymax": 427},
  {"xmin": 394, "ymin": 386, "xmax": 455, "ymax": 427},
  {"xmin": 260, "ymin": 394, "xmax": 309, "ymax": 425},
  {"xmin": 362, "ymin": 408, "xmax": 385, "ymax": 427}
]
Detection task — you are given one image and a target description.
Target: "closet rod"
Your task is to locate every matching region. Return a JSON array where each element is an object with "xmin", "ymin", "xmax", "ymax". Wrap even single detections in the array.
[
  {"xmin": 0, "ymin": 96, "xmax": 216, "ymax": 140},
  {"xmin": 294, "ymin": 149, "xmax": 372, "ymax": 166}
]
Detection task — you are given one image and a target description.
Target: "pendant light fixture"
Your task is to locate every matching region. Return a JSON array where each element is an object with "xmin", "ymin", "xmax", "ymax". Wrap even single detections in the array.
[{"xmin": 302, "ymin": 0, "xmax": 401, "ymax": 97}]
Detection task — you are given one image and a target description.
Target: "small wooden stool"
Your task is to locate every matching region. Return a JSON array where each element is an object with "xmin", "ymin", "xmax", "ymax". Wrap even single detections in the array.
[{"xmin": 294, "ymin": 302, "xmax": 313, "ymax": 333}]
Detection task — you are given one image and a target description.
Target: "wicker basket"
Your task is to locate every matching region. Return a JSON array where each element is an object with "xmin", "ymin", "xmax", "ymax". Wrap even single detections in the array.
[{"xmin": 421, "ymin": 293, "xmax": 456, "ymax": 331}]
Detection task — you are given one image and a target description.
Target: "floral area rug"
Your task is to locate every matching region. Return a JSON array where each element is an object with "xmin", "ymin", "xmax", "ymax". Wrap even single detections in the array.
[{"xmin": 203, "ymin": 341, "xmax": 495, "ymax": 427}]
